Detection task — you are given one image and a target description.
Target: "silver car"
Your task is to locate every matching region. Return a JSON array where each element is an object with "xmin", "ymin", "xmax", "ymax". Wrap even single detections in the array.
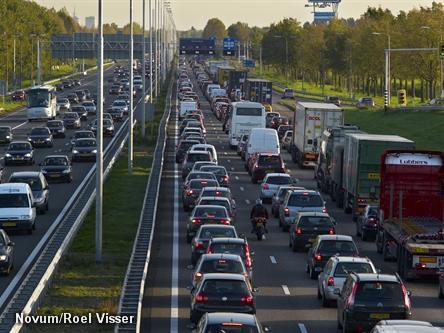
[
  {"xmin": 260, "ymin": 173, "xmax": 296, "ymax": 203},
  {"xmin": 112, "ymin": 100, "xmax": 129, "ymax": 114},
  {"xmin": 317, "ymin": 256, "xmax": 376, "ymax": 306},
  {"xmin": 82, "ymin": 101, "xmax": 97, "ymax": 114}
]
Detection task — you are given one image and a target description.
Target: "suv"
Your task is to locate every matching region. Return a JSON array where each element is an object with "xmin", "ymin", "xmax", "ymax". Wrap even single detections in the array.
[
  {"xmin": 250, "ymin": 154, "xmax": 285, "ymax": 184},
  {"xmin": 336, "ymin": 273, "xmax": 412, "ymax": 333},
  {"xmin": 260, "ymin": 173, "xmax": 295, "ymax": 203},
  {"xmin": 279, "ymin": 190, "xmax": 326, "ymax": 231},
  {"xmin": 356, "ymin": 205, "xmax": 380, "ymax": 241},
  {"xmin": 317, "ymin": 256, "xmax": 377, "ymax": 307},
  {"xmin": 282, "ymin": 88, "xmax": 295, "ymax": 99}
]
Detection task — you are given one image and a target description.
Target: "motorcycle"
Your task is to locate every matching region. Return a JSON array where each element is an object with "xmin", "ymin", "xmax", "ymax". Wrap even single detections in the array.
[{"xmin": 252, "ymin": 217, "xmax": 267, "ymax": 241}]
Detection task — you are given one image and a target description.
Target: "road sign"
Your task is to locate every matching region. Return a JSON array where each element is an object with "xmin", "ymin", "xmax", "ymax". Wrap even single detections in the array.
[
  {"xmin": 314, "ymin": 12, "xmax": 336, "ymax": 22},
  {"xmin": 223, "ymin": 37, "xmax": 237, "ymax": 56},
  {"xmin": 243, "ymin": 59, "xmax": 255, "ymax": 68}
]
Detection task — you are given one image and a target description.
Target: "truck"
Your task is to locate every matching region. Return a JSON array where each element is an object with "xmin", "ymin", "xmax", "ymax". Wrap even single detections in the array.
[
  {"xmin": 243, "ymin": 79, "xmax": 272, "ymax": 105},
  {"xmin": 315, "ymin": 125, "xmax": 364, "ymax": 200},
  {"xmin": 341, "ymin": 133, "xmax": 415, "ymax": 221},
  {"xmin": 375, "ymin": 150, "xmax": 444, "ymax": 279},
  {"xmin": 216, "ymin": 66, "xmax": 235, "ymax": 87},
  {"xmin": 290, "ymin": 102, "xmax": 343, "ymax": 168},
  {"xmin": 227, "ymin": 70, "xmax": 248, "ymax": 93},
  {"xmin": 208, "ymin": 60, "xmax": 230, "ymax": 79}
]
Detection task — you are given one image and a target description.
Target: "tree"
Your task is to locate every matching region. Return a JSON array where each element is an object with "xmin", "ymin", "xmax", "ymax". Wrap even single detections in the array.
[
  {"xmin": 227, "ymin": 22, "xmax": 250, "ymax": 42},
  {"xmin": 202, "ymin": 18, "xmax": 226, "ymax": 40}
]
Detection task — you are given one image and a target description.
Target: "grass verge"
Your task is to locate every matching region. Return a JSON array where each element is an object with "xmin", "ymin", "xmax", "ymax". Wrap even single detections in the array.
[{"xmin": 0, "ymin": 100, "xmax": 25, "ymax": 113}]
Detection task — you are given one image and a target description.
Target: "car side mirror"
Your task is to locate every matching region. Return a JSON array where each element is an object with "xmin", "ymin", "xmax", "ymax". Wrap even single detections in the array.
[
  {"xmin": 8, "ymin": 241, "xmax": 14, "ymax": 247},
  {"xmin": 407, "ymin": 290, "xmax": 412, "ymax": 297},
  {"xmin": 263, "ymin": 325, "xmax": 271, "ymax": 332}
]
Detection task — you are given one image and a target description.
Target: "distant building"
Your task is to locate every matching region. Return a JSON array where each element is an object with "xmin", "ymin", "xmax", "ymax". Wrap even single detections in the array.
[{"xmin": 85, "ymin": 16, "xmax": 95, "ymax": 29}]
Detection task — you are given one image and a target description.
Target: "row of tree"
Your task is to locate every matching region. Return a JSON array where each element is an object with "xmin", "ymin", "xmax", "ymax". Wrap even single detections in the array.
[{"xmin": 199, "ymin": 2, "xmax": 444, "ymax": 100}]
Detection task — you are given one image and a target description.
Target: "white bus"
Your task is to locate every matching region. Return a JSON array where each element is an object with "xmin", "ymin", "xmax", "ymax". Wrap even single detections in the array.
[
  {"xmin": 26, "ymin": 85, "xmax": 57, "ymax": 121},
  {"xmin": 228, "ymin": 101, "xmax": 266, "ymax": 148}
]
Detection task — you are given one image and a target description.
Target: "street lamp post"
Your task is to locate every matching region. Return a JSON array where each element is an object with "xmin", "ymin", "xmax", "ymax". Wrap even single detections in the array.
[
  {"xmin": 141, "ymin": 0, "xmax": 146, "ymax": 138},
  {"xmin": 372, "ymin": 32, "xmax": 391, "ymax": 108},
  {"xmin": 128, "ymin": 0, "xmax": 134, "ymax": 175},
  {"xmin": 273, "ymin": 35, "xmax": 289, "ymax": 86}
]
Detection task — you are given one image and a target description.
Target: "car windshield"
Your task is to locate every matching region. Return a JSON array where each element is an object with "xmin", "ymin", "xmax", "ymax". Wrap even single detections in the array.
[
  {"xmin": 318, "ymin": 240, "xmax": 357, "ymax": 255},
  {"xmin": 47, "ymin": 121, "xmax": 62, "ymax": 128},
  {"xmin": 200, "ymin": 227, "xmax": 236, "ymax": 239},
  {"xmin": 298, "ymin": 216, "xmax": 332, "ymax": 227},
  {"xmin": 195, "ymin": 207, "xmax": 227, "ymax": 218},
  {"xmin": 31, "ymin": 128, "xmax": 49, "ymax": 135},
  {"xmin": 0, "ymin": 128, "xmax": 10, "ymax": 134},
  {"xmin": 266, "ymin": 176, "xmax": 291, "ymax": 185},
  {"xmin": 9, "ymin": 143, "xmax": 30, "ymax": 151},
  {"xmin": 75, "ymin": 140, "xmax": 96, "ymax": 147},
  {"xmin": 258, "ymin": 155, "xmax": 281, "ymax": 167},
  {"xmin": 0, "ymin": 194, "xmax": 29, "ymax": 208},
  {"xmin": 201, "ymin": 167, "xmax": 226, "ymax": 176},
  {"xmin": 355, "ymin": 281, "xmax": 404, "ymax": 304},
  {"xmin": 200, "ymin": 259, "xmax": 244, "ymax": 274},
  {"xmin": 75, "ymin": 132, "xmax": 94, "ymax": 139},
  {"xmin": 205, "ymin": 324, "xmax": 259, "ymax": 333},
  {"xmin": 44, "ymin": 157, "xmax": 68, "ymax": 166},
  {"xmin": 9, "ymin": 177, "xmax": 42, "ymax": 191},
  {"xmin": 187, "ymin": 153, "xmax": 211, "ymax": 163},
  {"xmin": 202, "ymin": 280, "xmax": 249, "ymax": 295},
  {"xmin": 288, "ymin": 193, "xmax": 323, "ymax": 207},
  {"xmin": 114, "ymin": 101, "xmax": 126, "ymax": 106},
  {"xmin": 333, "ymin": 263, "xmax": 374, "ymax": 277}
]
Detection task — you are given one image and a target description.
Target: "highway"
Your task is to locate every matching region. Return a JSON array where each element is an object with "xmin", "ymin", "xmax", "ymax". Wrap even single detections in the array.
[
  {"xmin": 141, "ymin": 63, "xmax": 444, "ymax": 333},
  {"xmin": 0, "ymin": 62, "xmax": 139, "ymax": 309}
]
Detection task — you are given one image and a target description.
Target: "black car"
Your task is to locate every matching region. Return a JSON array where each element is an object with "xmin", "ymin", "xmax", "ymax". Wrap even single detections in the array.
[
  {"xmin": 0, "ymin": 229, "xmax": 14, "ymax": 275},
  {"xmin": 66, "ymin": 93, "xmax": 79, "ymax": 104},
  {"xmin": 89, "ymin": 119, "xmax": 115, "ymax": 137},
  {"xmin": 4, "ymin": 141, "xmax": 34, "ymax": 165},
  {"xmin": 27, "ymin": 127, "xmax": 53, "ymax": 148},
  {"xmin": 63, "ymin": 112, "xmax": 81, "ymax": 129},
  {"xmin": 109, "ymin": 84, "xmax": 121, "ymax": 95},
  {"xmin": 72, "ymin": 79, "xmax": 81, "ymax": 86},
  {"xmin": 9, "ymin": 171, "xmax": 49, "ymax": 214},
  {"xmin": 72, "ymin": 138, "xmax": 97, "ymax": 162},
  {"xmin": 47, "ymin": 120, "xmax": 66, "ymax": 138},
  {"xmin": 71, "ymin": 106, "xmax": 88, "ymax": 121},
  {"xmin": 0, "ymin": 126, "xmax": 13, "ymax": 144},
  {"xmin": 83, "ymin": 89, "xmax": 91, "ymax": 99},
  {"xmin": 70, "ymin": 130, "xmax": 95, "ymax": 146},
  {"xmin": 200, "ymin": 165, "xmax": 229, "ymax": 187},
  {"xmin": 62, "ymin": 80, "xmax": 72, "ymax": 88},
  {"xmin": 356, "ymin": 205, "xmax": 380, "ymax": 241},
  {"xmin": 40, "ymin": 155, "xmax": 72, "ymax": 183},
  {"xmin": 107, "ymin": 108, "xmax": 124, "ymax": 121},
  {"xmin": 175, "ymin": 139, "xmax": 200, "ymax": 164},
  {"xmin": 55, "ymin": 83, "xmax": 64, "ymax": 92},
  {"xmin": 190, "ymin": 273, "xmax": 255, "ymax": 324},
  {"xmin": 337, "ymin": 273, "xmax": 412, "ymax": 333}
]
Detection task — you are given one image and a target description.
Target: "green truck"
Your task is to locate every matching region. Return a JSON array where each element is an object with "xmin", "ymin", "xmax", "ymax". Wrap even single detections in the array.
[{"xmin": 340, "ymin": 133, "xmax": 415, "ymax": 221}]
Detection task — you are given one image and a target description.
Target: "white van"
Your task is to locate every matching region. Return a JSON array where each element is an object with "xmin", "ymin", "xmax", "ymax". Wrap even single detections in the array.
[
  {"xmin": 179, "ymin": 101, "xmax": 198, "ymax": 119},
  {"xmin": 0, "ymin": 183, "xmax": 36, "ymax": 234},
  {"xmin": 206, "ymin": 84, "xmax": 221, "ymax": 99},
  {"xmin": 189, "ymin": 144, "xmax": 218, "ymax": 163},
  {"xmin": 246, "ymin": 128, "xmax": 280, "ymax": 161},
  {"xmin": 209, "ymin": 88, "xmax": 227, "ymax": 99}
]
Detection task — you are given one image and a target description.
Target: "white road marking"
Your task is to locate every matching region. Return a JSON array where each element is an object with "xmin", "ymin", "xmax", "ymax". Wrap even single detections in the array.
[
  {"xmin": 245, "ymin": 199, "xmax": 250, "ymax": 205},
  {"xmin": 240, "ymin": 186, "xmax": 244, "ymax": 191},
  {"xmin": 282, "ymin": 285, "xmax": 291, "ymax": 295},
  {"xmin": 65, "ymin": 143, "xmax": 70, "ymax": 146},
  {"xmin": 235, "ymin": 176, "xmax": 239, "ymax": 180},
  {"xmin": 224, "ymin": 152, "xmax": 227, "ymax": 155},
  {"xmin": 270, "ymin": 256, "xmax": 277, "ymax": 264},
  {"xmin": 298, "ymin": 323, "xmax": 308, "ymax": 333},
  {"xmin": 217, "ymin": 136, "xmax": 220, "ymax": 139},
  {"xmin": 12, "ymin": 121, "xmax": 27, "ymax": 130}
]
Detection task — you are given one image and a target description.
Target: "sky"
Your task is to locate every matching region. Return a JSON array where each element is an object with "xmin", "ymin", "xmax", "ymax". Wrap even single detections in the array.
[{"xmin": 36, "ymin": 0, "xmax": 435, "ymax": 31}]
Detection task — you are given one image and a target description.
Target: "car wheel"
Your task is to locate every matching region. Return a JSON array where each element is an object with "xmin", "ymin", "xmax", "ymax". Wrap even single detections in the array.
[
  {"xmin": 361, "ymin": 230, "xmax": 367, "ymax": 241},
  {"xmin": 321, "ymin": 289, "xmax": 330, "ymax": 307},
  {"xmin": 292, "ymin": 241, "xmax": 299, "ymax": 252},
  {"xmin": 309, "ymin": 266, "xmax": 317, "ymax": 279}
]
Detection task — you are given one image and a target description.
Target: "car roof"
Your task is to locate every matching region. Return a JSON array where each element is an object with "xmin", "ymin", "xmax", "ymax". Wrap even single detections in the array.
[
  {"xmin": 0, "ymin": 183, "xmax": 31, "ymax": 192},
  {"xmin": 265, "ymin": 173, "xmax": 290, "ymax": 178},
  {"xmin": 375, "ymin": 327, "xmax": 441, "ymax": 333},
  {"xmin": 206, "ymin": 312, "xmax": 258, "ymax": 326},
  {"xmin": 200, "ymin": 273, "xmax": 246, "ymax": 281},
  {"xmin": 209, "ymin": 237, "xmax": 245, "ymax": 244},
  {"xmin": 199, "ymin": 224, "xmax": 235, "ymax": 231},
  {"xmin": 353, "ymin": 273, "xmax": 400, "ymax": 283},
  {"xmin": 9, "ymin": 140, "xmax": 31, "ymax": 145},
  {"xmin": 318, "ymin": 234, "xmax": 354, "ymax": 241},
  {"xmin": 297, "ymin": 212, "xmax": 330, "ymax": 218},
  {"xmin": 329, "ymin": 256, "xmax": 373, "ymax": 264},
  {"xmin": 199, "ymin": 197, "xmax": 230, "ymax": 202},
  {"xmin": 289, "ymin": 189, "xmax": 320, "ymax": 195},
  {"xmin": 376, "ymin": 320, "xmax": 433, "ymax": 327},
  {"xmin": 202, "ymin": 187, "xmax": 230, "ymax": 193},
  {"xmin": 194, "ymin": 204, "xmax": 227, "ymax": 210},
  {"xmin": 10, "ymin": 171, "xmax": 41, "ymax": 178},
  {"xmin": 200, "ymin": 253, "xmax": 243, "ymax": 262}
]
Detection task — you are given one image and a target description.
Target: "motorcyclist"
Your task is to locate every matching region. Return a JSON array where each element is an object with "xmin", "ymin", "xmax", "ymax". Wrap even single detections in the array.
[{"xmin": 250, "ymin": 199, "xmax": 268, "ymax": 233}]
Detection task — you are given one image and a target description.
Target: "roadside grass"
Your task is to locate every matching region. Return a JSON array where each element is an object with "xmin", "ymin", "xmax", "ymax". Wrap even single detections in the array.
[{"xmin": 0, "ymin": 100, "xmax": 25, "ymax": 113}]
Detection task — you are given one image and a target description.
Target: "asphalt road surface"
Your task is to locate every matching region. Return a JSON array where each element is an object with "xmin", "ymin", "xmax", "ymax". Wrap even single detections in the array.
[{"xmin": 141, "ymin": 65, "xmax": 444, "ymax": 333}]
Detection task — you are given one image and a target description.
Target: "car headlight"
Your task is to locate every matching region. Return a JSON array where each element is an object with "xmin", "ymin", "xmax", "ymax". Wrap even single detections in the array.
[
  {"xmin": 45, "ymin": 138, "xmax": 51, "ymax": 141},
  {"xmin": 5, "ymin": 136, "xmax": 10, "ymax": 139},
  {"xmin": 5, "ymin": 153, "xmax": 11, "ymax": 157},
  {"xmin": 25, "ymin": 153, "xmax": 32, "ymax": 157},
  {"xmin": 0, "ymin": 255, "xmax": 7, "ymax": 261},
  {"xmin": 92, "ymin": 150, "xmax": 97, "ymax": 154},
  {"xmin": 62, "ymin": 169, "xmax": 71, "ymax": 173},
  {"xmin": 107, "ymin": 127, "xmax": 113, "ymax": 131},
  {"xmin": 21, "ymin": 215, "xmax": 31, "ymax": 220},
  {"xmin": 73, "ymin": 150, "xmax": 79, "ymax": 154}
]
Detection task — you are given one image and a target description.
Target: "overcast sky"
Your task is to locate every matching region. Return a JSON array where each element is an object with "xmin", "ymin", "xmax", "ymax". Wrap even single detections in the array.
[{"xmin": 36, "ymin": 0, "xmax": 435, "ymax": 31}]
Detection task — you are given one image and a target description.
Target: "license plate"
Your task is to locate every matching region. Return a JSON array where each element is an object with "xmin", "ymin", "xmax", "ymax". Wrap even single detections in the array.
[
  {"xmin": 419, "ymin": 256, "xmax": 437, "ymax": 264},
  {"xmin": 370, "ymin": 313, "xmax": 390, "ymax": 320},
  {"xmin": 266, "ymin": 169, "xmax": 274, "ymax": 173},
  {"xmin": 2, "ymin": 222, "xmax": 16, "ymax": 227},
  {"xmin": 50, "ymin": 174, "xmax": 61, "ymax": 178},
  {"xmin": 256, "ymin": 222, "xmax": 263, "ymax": 227},
  {"xmin": 14, "ymin": 157, "xmax": 23, "ymax": 160}
]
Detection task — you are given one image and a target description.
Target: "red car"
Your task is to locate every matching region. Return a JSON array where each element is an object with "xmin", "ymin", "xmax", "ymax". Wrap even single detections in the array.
[
  {"xmin": 250, "ymin": 153, "xmax": 285, "ymax": 183},
  {"xmin": 12, "ymin": 90, "xmax": 26, "ymax": 101}
]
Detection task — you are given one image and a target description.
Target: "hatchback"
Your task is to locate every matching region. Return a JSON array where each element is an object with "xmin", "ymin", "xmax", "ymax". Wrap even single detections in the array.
[
  {"xmin": 28, "ymin": 127, "xmax": 53, "ymax": 148},
  {"xmin": 193, "ymin": 313, "xmax": 267, "ymax": 333},
  {"xmin": 199, "ymin": 166, "xmax": 229, "ymax": 187},
  {"xmin": 47, "ymin": 120, "xmax": 66, "ymax": 138},
  {"xmin": 250, "ymin": 154, "xmax": 285, "ymax": 183},
  {"xmin": 4, "ymin": 141, "xmax": 34, "ymax": 166},
  {"xmin": 260, "ymin": 173, "xmax": 296, "ymax": 202},
  {"xmin": 183, "ymin": 179, "xmax": 220, "ymax": 212},
  {"xmin": 176, "ymin": 139, "xmax": 201, "ymax": 164},
  {"xmin": 182, "ymin": 151, "xmax": 212, "ymax": 179},
  {"xmin": 187, "ymin": 205, "xmax": 231, "ymax": 244},
  {"xmin": 40, "ymin": 155, "xmax": 72, "ymax": 183}
]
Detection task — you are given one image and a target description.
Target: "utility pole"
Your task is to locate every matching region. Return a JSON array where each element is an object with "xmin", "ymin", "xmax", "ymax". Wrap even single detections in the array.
[
  {"xmin": 154, "ymin": 0, "xmax": 158, "ymax": 97},
  {"xmin": 141, "ymin": 0, "xmax": 146, "ymax": 137},
  {"xmin": 128, "ymin": 0, "xmax": 134, "ymax": 175},
  {"xmin": 149, "ymin": 0, "xmax": 153, "ymax": 110},
  {"xmin": 13, "ymin": 37, "xmax": 16, "ymax": 91},
  {"xmin": 36, "ymin": 38, "xmax": 41, "ymax": 85},
  {"xmin": 259, "ymin": 45, "xmax": 263, "ymax": 76},
  {"xmin": 95, "ymin": 0, "xmax": 104, "ymax": 263}
]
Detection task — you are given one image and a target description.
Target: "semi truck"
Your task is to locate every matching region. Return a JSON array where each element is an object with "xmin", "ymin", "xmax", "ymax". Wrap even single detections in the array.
[
  {"xmin": 243, "ymin": 79, "xmax": 272, "ymax": 104},
  {"xmin": 315, "ymin": 125, "xmax": 364, "ymax": 201},
  {"xmin": 290, "ymin": 102, "xmax": 343, "ymax": 168},
  {"xmin": 375, "ymin": 150, "xmax": 444, "ymax": 279},
  {"xmin": 341, "ymin": 133, "xmax": 415, "ymax": 221},
  {"xmin": 227, "ymin": 70, "xmax": 248, "ymax": 93},
  {"xmin": 216, "ymin": 66, "xmax": 235, "ymax": 87}
]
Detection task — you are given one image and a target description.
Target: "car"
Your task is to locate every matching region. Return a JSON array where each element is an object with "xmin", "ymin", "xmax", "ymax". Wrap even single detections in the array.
[
  {"xmin": 191, "ymin": 161, "xmax": 218, "ymax": 172},
  {"xmin": 4, "ymin": 141, "xmax": 34, "ymax": 166},
  {"xmin": 46, "ymin": 120, "xmax": 66, "ymax": 138},
  {"xmin": 27, "ymin": 127, "xmax": 53, "ymax": 148},
  {"xmin": 62, "ymin": 80, "xmax": 72, "ymax": 88},
  {"xmin": 249, "ymin": 153, "xmax": 285, "ymax": 184},
  {"xmin": 0, "ymin": 183, "xmax": 36, "ymax": 233},
  {"xmin": 179, "ymin": 118, "xmax": 201, "ymax": 134},
  {"xmin": 183, "ymin": 180, "xmax": 220, "ymax": 213},
  {"xmin": 107, "ymin": 107, "xmax": 124, "ymax": 121},
  {"xmin": 191, "ymin": 225, "xmax": 238, "ymax": 266},
  {"xmin": 182, "ymin": 151, "xmax": 212, "ymax": 179},
  {"xmin": 237, "ymin": 134, "xmax": 249, "ymax": 159},
  {"xmin": 193, "ymin": 313, "xmax": 268, "ymax": 333},
  {"xmin": 336, "ymin": 273, "xmax": 412, "ymax": 333},
  {"xmin": 370, "ymin": 320, "xmax": 438, "ymax": 333},
  {"xmin": 181, "ymin": 134, "xmax": 206, "ymax": 145},
  {"xmin": 109, "ymin": 84, "xmax": 121, "ymax": 95},
  {"xmin": 89, "ymin": 119, "xmax": 115, "ymax": 137},
  {"xmin": 56, "ymin": 98, "xmax": 70, "ymax": 111},
  {"xmin": 66, "ymin": 93, "xmax": 79, "ymax": 104},
  {"xmin": 439, "ymin": 268, "xmax": 444, "ymax": 299},
  {"xmin": 40, "ymin": 155, "xmax": 72, "ymax": 183},
  {"xmin": 112, "ymin": 100, "xmax": 129, "ymax": 114},
  {"xmin": 82, "ymin": 101, "xmax": 97, "ymax": 114},
  {"xmin": 197, "ymin": 187, "xmax": 236, "ymax": 210},
  {"xmin": 74, "ymin": 90, "xmax": 86, "ymax": 102},
  {"xmin": 190, "ymin": 273, "xmax": 255, "ymax": 324},
  {"xmin": 195, "ymin": 197, "xmax": 235, "ymax": 222},
  {"xmin": 282, "ymin": 130, "xmax": 293, "ymax": 151},
  {"xmin": 318, "ymin": 256, "xmax": 377, "ymax": 307},
  {"xmin": 265, "ymin": 112, "xmax": 280, "ymax": 128},
  {"xmin": 70, "ymin": 130, "xmax": 95, "ymax": 146},
  {"xmin": 289, "ymin": 212, "xmax": 336, "ymax": 252},
  {"xmin": 116, "ymin": 93, "xmax": 130, "ymax": 104},
  {"xmin": 133, "ymin": 79, "xmax": 143, "ymax": 91},
  {"xmin": 189, "ymin": 144, "xmax": 217, "ymax": 163},
  {"xmin": 325, "ymin": 95, "xmax": 341, "ymax": 106},
  {"xmin": 72, "ymin": 79, "xmax": 81, "ymax": 86},
  {"xmin": 83, "ymin": 89, "xmax": 91, "ymax": 99},
  {"xmin": 71, "ymin": 138, "xmax": 97, "ymax": 162},
  {"xmin": 357, "ymin": 97, "xmax": 375, "ymax": 108},
  {"xmin": 181, "ymin": 126, "xmax": 204, "ymax": 139},
  {"xmin": 356, "ymin": 205, "xmax": 380, "ymax": 241},
  {"xmin": 277, "ymin": 125, "xmax": 292, "ymax": 141},
  {"xmin": 271, "ymin": 186, "xmax": 306, "ymax": 217},
  {"xmin": 260, "ymin": 173, "xmax": 296, "ymax": 203},
  {"xmin": 176, "ymin": 140, "xmax": 200, "ymax": 164},
  {"xmin": 91, "ymin": 93, "xmax": 106, "ymax": 105},
  {"xmin": 9, "ymin": 171, "xmax": 49, "ymax": 214},
  {"xmin": 307, "ymin": 235, "xmax": 359, "ymax": 279},
  {"xmin": 0, "ymin": 126, "xmax": 13, "ymax": 144},
  {"xmin": 270, "ymin": 116, "xmax": 289, "ymax": 130},
  {"xmin": 185, "ymin": 172, "xmax": 218, "ymax": 186},
  {"xmin": 11, "ymin": 90, "xmax": 26, "ymax": 101},
  {"xmin": 71, "ymin": 106, "xmax": 88, "ymax": 121},
  {"xmin": 0, "ymin": 229, "xmax": 14, "ymax": 275},
  {"xmin": 282, "ymin": 88, "xmax": 295, "ymax": 99},
  {"xmin": 279, "ymin": 189, "xmax": 326, "ymax": 231},
  {"xmin": 192, "ymin": 254, "xmax": 249, "ymax": 288},
  {"xmin": 63, "ymin": 112, "xmax": 81, "ymax": 129},
  {"xmin": 199, "ymin": 165, "xmax": 229, "ymax": 187}
]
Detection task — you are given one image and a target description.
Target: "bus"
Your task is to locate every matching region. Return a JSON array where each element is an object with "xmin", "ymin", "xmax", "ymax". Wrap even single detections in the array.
[
  {"xmin": 228, "ymin": 101, "xmax": 266, "ymax": 148},
  {"xmin": 26, "ymin": 85, "xmax": 57, "ymax": 121}
]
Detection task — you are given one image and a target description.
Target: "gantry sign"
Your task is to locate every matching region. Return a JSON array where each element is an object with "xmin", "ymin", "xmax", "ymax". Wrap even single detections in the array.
[{"xmin": 51, "ymin": 32, "xmax": 155, "ymax": 59}]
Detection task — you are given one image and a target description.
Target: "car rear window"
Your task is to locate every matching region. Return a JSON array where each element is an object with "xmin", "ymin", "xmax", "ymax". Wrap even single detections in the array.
[
  {"xmin": 288, "ymin": 193, "xmax": 323, "ymax": 207},
  {"xmin": 266, "ymin": 176, "xmax": 291, "ymax": 185},
  {"xmin": 200, "ymin": 227, "xmax": 236, "ymax": 239},
  {"xmin": 202, "ymin": 280, "xmax": 249, "ymax": 295},
  {"xmin": 355, "ymin": 281, "xmax": 404, "ymax": 304},
  {"xmin": 258, "ymin": 155, "xmax": 281, "ymax": 167},
  {"xmin": 318, "ymin": 240, "xmax": 357, "ymax": 255},
  {"xmin": 205, "ymin": 324, "xmax": 259, "ymax": 333},
  {"xmin": 333, "ymin": 262, "xmax": 374, "ymax": 277},
  {"xmin": 188, "ymin": 173, "xmax": 216, "ymax": 181},
  {"xmin": 187, "ymin": 153, "xmax": 211, "ymax": 163},
  {"xmin": 298, "ymin": 216, "xmax": 332, "ymax": 227},
  {"xmin": 195, "ymin": 207, "xmax": 227, "ymax": 218},
  {"xmin": 200, "ymin": 259, "xmax": 244, "ymax": 274},
  {"xmin": 190, "ymin": 180, "xmax": 218, "ymax": 190},
  {"xmin": 202, "ymin": 190, "xmax": 230, "ymax": 199},
  {"xmin": 212, "ymin": 243, "xmax": 245, "ymax": 258},
  {"xmin": 201, "ymin": 167, "xmax": 226, "ymax": 176},
  {"xmin": 200, "ymin": 200, "xmax": 230, "ymax": 211}
]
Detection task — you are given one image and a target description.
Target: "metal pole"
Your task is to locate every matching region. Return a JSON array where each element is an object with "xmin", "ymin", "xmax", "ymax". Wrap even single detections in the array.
[
  {"xmin": 149, "ymin": 1, "xmax": 153, "ymax": 105},
  {"xmin": 238, "ymin": 43, "xmax": 240, "ymax": 63},
  {"xmin": 129, "ymin": 0, "xmax": 134, "ymax": 175},
  {"xmin": 384, "ymin": 48, "xmax": 389, "ymax": 111},
  {"xmin": 285, "ymin": 38, "xmax": 288, "ymax": 86},
  {"xmin": 387, "ymin": 34, "xmax": 391, "ymax": 106},
  {"xmin": 259, "ymin": 46, "xmax": 263, "ymax": 76},
  {"xmin": 141, "ymin": 0, "xmax": 146, "ymax": 137},
  {"xmin": 154, "ymin": 0, "xmax": 158, "ymax": 97},
  {"xmin": 95, "ymin": 0, "xmax": 104, "ymax": 263},
  {"xmin": 37, "ymin": 38, "xmax": 41, "ymax": 85},
  {"xmin": 13, "ymin": 38, "xmax": 16, "ymax": 91}
]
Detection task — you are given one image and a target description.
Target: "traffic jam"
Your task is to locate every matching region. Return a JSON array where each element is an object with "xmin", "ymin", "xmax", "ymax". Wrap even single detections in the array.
[{"xmin": 174, "ymin": 55, "xmax": 444, "ymax": 333}]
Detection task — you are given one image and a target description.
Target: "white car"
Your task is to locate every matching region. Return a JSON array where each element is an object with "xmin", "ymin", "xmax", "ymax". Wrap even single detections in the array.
[
  {"xmin": 189, "ymin": 144, "xmax": 218, "ymax": 163},
  {"xmin": 260, "ymin": 173, "xmax": 296, "ymax": 202},
  {"xmin": 112, "ymin": 100, "xmax": 129, "ymax": 114},
  {"xmin": 133, "ymin": 79, "xmax": 143, "ymax": 91},
  {"xmin": 82, "ymin": 101, "xmax": 97, "ymax": 114},
  {"xmin": 56, "ymin": 98, "xmax": 70, "ymax": 112}
]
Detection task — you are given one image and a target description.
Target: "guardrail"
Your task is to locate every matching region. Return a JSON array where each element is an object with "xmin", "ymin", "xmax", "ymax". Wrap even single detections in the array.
[
  {"xmin": 0, "ymin": 79, "xmax": 155, "ymax": 333},
  {"xmin": 115, "ymin": 73, "xmax": 174, "ymax": 333}
]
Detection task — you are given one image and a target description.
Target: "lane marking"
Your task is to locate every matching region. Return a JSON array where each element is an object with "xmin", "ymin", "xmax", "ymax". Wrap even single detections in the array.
[
  {"xmin": 227, "ymin": 159, "xmax": 231, "ymax": 163},
  {"xmin": 240, "ymin": 186, "xmax": 244, "ymax": 191},
  {"xmin": 12, "ymin": 121, "xmax": 28, "ymax": 130},
  {"xmin": 298, "ymin": 323, "xmax": 308, "ymax": 333},
  {"xmin": 282, "ymin": 285, "xmax": 290, "ymax": 295},
  {"xmin": 245, "ymin": 199, "xmax": 250, "ymax": 205},
  {"xmin": 217, "ymin": 136, "xmax": 220, "ymax": 139},
  {"xmin": 270, "ymin": 256, "xmax": 277, "ymax": 264},
  {"xmin": 224, "ymin": 152, "xmax": 227, "ymax": 155},
  {"xmin": 235, "ymin": 176, "xmax": 239, "ymax": 180}
]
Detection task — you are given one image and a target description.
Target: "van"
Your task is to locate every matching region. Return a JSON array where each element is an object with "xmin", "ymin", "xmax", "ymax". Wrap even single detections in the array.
[
  {"xmin": 0, "ymin": 183, "xmax": 36, "ymax": 234},
  {"xmin": 246, "ymin": 128, "xmax": 280, "ymax": 162},
  {"xmin": 179, "ymin": 101, "xmax": 198, "ymax": 119},
  {"xmin": 206, "ymin": 84, "xmax": 221, "ymax": 99}
]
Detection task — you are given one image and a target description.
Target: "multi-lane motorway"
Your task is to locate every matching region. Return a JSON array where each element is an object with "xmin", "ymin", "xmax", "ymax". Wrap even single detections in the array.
[{"xmin": 141, "ymin": 62, "xmax": 444, "ymax": 333}]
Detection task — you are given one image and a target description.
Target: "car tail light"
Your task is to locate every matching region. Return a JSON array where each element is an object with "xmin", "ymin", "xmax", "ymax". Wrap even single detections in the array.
[
  {"xmin": 314, "ymin": 253, "xmax": 322, "ymax": 261},
  {"xmin": 195, "ymin": 241, "xmax": 205, "ymax": 249},
  {"xmin": 244, "ymin": 244, "xmax": 252, "ymax": 268},
  {"xmin": 192, "ymin": 219, "xmax": 201, "ymax": 225},
  {"xmin": 327, "ymin": 277, "xmax": 335, "ymax": 286},
  {"xmin": 284, "ymin": 208, "xmax": 290, "ymax": 217},
  {"xmin": 262, "ymin": 183, "xmax": 269, "ymax": 190},
  {"xmin": 415, "ymin": 263, "xmax": 427, "ymax": 269},
  {"xmin": 220, "ymin": 219, "xmax": 230, "ymax": 225},
  {"xmin": 222, "ymin": 176, "xmax": 229, "ymax": 182},
  {"xmin": 401, "ymin": 283, "xmax": 411, "ymax": 311},
  {"xmin": 241, "ymin": 295, "xmax": 254, "ymax": 305},
  {"xmin": 194, "ymin": 272, "xmax": 203, "ymax": 282},
  {"xmin": 195, "ymin": 293, "xmax": 208, "ymax": 303},
  {"xmin": 328, "ymin": 228, "xmax": 335, "ymax": 235},
  {"xmin": 357, "ymin": 197, "xmax": 366, "ymax": 205},
  {"xmin": 295, "ymin": 227, "xmax": 302, "ymax": 235},
  {"xmin": 367, "ymin": 217, "xmax": 378, "ymax": 225},
  {"xmin": 346, "ymin": 282, "xmax": 358, "ymax": 308},
  {"xmin": 322, "ymin": 207, "xmax": 328, "ymax": 213},
  {"xmin": 207, "ymin": 245, "xmax": 214, "ymax": 253},
  {"xmin": 187, "ymin": 190, "xmax": 194, "ymax": 196}
]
